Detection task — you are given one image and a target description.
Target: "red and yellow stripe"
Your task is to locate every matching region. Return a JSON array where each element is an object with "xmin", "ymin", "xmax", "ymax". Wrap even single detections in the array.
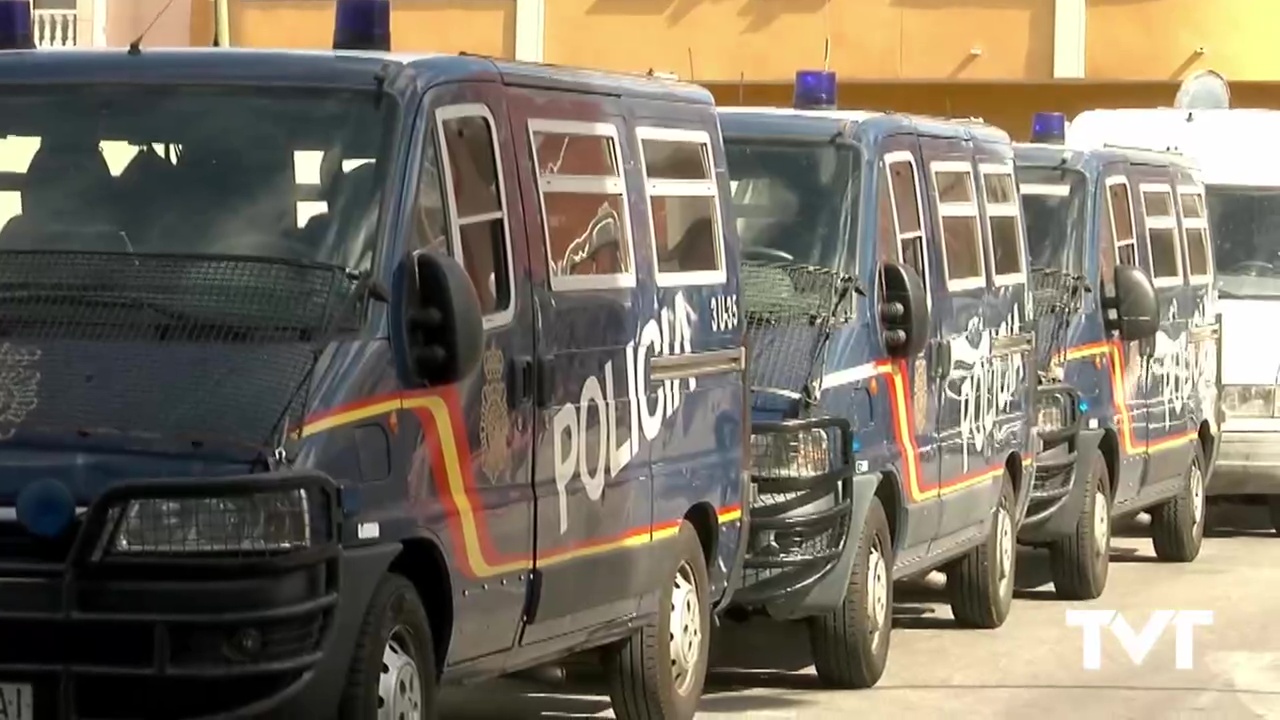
[
  {"xmin": 299, "ymin": 387, "xmax": 743, "ymax": 579},
  {"xmin": 1062, "ymin": 340, "xmax": 1197, "ymax": 454},
  {"xmin": 873, "ymin": 360, "xmax": 1024, "ymax": 503}
]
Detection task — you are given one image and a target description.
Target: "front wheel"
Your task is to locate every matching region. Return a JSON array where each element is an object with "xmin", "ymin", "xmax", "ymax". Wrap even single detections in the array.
[
  {"xmin": 1049, "ymin": 450, "xmax": 1111, "ymax": 600},
  {"xmin": 807, "ymin": 494, "xmax": 893, "ymax": 689},
  {"xmin": 947, "ymin": 471, "xmax": 1017, "ymax": 629},
  {"xmin": 1151, "ymin": 442, "xmax": 1207, "ymax": 562},
  {"xmin": 605, "ymin": 521, "xmax": 710, "ymax": 720},
  {"xmin": 338, "ymin": 573, "xmax": 438, "ymax": 720}
]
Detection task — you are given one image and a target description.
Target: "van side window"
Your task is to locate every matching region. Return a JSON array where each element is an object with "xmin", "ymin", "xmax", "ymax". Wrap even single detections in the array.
[
  {"xmin": 1141, "ymin": 184, "xmax": 1183, "ymax": 284},
  {"xmin": 1106, "ymin": 177, "xmax": 1139, "ymax": 267},
  {"xmin": 529, "ymin": 119, "xmax": 636, "ymax": 291},
  {"xmin": 884, "ymin": 153, "xmax": 927, "ymax": 281},
  {"xmin": 930, "ymin": 161, "xmax": 984, "ymax": 290},
  {"xmin": 636, "ymin": 127, "xmax": 726, "ymax": 286},
  {"xmin": 1179, "ymin": 187, "xmax": 1212, "ymax": 282},
  {"xmin": 979, "ymin": 163, "xmax": 1025, "ymax": 283},
  {"xmin": 437, "ymin": 105, "xmax": 514, "ymax": 325}
]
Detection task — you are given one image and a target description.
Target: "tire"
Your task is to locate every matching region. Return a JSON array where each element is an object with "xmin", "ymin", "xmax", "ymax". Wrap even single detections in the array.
[
  {"xmin": 1151, "ymin": 441, "xmax": 1207, "ymax": 562},
  {"xmin": 605, "ymin": 522, "xmax": 710, "ymax": 720},
  {"xmin": 1266, "ymin": 497, "xmax": 1280, "ymax": 536},
  {"xmin": 338, "ymin": 572, "xmax": 438, "ymax": 720},
  {"xmin": 1049, "ymin": 450, "xmax": 1111, "ymax": 600},
  {"xmin": 807, "ymin": 494, "xmax": 893, "ymax": 689},
  {"xmin": 947, "ymin": 471, "xmax": 1016, "ymax": 629}
]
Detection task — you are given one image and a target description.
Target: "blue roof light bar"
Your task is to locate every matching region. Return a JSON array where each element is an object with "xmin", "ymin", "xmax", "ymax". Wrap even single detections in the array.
[
  {"xmin": 794, "ymin": 70, "xmax": 837, "ymax": 110},
  {"xmin": 333, "ymin": 0, "xmax": 391, "ymax": 52},
  {"xmin": 1031, "ymin": 112, "xmax": 1067, "ymax": 145}
]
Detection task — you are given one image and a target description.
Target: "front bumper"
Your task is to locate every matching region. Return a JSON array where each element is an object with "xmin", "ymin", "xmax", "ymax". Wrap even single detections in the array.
[
  {"xmin": 1018, "ymin": 426, "xmax": 1103, "ymax": 546},
  {"xmin": 0, "ymin": 472, "xmax": 343, "ymax": 720},
  {"xmin": 1208, "ymin": 428, "xmax": 1280, "ymax": 496},
  {"xmin": 730, "ymin": 416, "xmax": 877, "ymax": 620}
]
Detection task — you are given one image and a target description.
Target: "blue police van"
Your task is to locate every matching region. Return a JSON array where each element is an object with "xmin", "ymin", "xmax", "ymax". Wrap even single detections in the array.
[
  {"xmin": 0, "ymin": 2, "xmax": 750, "ymax": 718},
  {"xmin": 1014, "ymin": 113, "xmax": 1222, "ymax": 601},
  {"xmin": 715, "ymin": 72, "xmax": 1037, "ymax": 689}
]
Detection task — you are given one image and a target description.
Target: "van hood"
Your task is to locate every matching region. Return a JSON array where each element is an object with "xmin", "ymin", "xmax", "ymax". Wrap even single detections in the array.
[{"xmin": 0, "ymin": 251, "xmax": 362, "ymax": 468}]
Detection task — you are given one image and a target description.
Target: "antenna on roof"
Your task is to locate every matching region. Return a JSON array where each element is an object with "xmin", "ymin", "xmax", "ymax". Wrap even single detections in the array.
[
  {"xmin": 128, "ymin": 0, "xmax": 178, "ymax": 55},
  {"xmin": 1175, "ymin": 69, "xmax": 1230, "ymax": 110}
]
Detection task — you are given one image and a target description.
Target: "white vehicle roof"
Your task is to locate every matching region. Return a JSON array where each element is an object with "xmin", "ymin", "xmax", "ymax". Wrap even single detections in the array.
[{"xmin": 1067, "ymin": 108, "xmax": 1280, "ymax": 187}]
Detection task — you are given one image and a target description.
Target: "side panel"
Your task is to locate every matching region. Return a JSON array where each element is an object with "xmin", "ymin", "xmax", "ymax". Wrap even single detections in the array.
[
  {"xmin": 504, "ymin": 88, "xmax": 653, "ymax": 644},
  {"xmin": 1099, "ymin": 166, "xmax": 1149, "ymax": 507},
  {"xmin": 417, "ymin": 83, "xmax": 539, "ymax": 661},
  {"xmin": 628, "ymin": 100, "xmax": 746, "ymax": 610},
  {"xmin": 921, "ymin": 138, "xmax": 1001, "ymax": 547},
  {"xmin": 1133, "ymin": 166, "xmax": 1197, "ymax": 490},
  {"xmin": 877, "ymin": 133, "xmax": 941, "ymax": 567}
]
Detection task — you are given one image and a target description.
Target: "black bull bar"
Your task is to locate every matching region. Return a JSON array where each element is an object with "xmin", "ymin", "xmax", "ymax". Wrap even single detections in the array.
[
  {"xmin": 0, "ymin": 471, "xmax": 341, "ymax": 720},
  {"xmin": 734, "ymin": 416, "xmax": 855, "ymax": 607}
]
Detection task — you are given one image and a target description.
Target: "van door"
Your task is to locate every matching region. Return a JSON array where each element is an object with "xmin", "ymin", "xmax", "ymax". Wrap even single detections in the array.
[
  {"xmin": 1136, "ymin": 172, "xmax": 1197, "ymax": 487},
  {"xmin": 922, "ymin": 141, "xmax": 998, "ymax": 545},
  {"xmin": 1101, "ymin": 168, "xmax": 1149, "ymax": 506},
  {"xmin": 877, "ymin": 136, "xmax": 940, "ymax": 564},
  {"xmin": 410, "ymin": 86, "xmax": 537, "ymax": 660},
  {"xmin": 504, "ymin": 93, "xmax": 654, "ymax": 644}
]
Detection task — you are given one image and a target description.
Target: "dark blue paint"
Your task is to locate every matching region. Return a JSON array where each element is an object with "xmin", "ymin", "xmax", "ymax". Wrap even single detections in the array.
[
  {"xmin": 0, "ymin": 0, "xmax": 32, "ymax": 51},
  {"xmin": 15, "ymin": 477, "xmax": 74, "ymax": 538},
  {"xmin": 0, "ymin": 47, "xmax": 747, "ymax": 710}
]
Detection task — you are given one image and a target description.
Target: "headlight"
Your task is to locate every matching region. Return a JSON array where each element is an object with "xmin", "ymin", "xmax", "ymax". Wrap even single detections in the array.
[
  {"xmin": 749, "ymin": 427, "xmax": 831, "ymax": 479},
  {"xmin": 1221, "ymin": 385, "xmax": 1276, "ymax": 418},
  {"xmin": 111, "ymin": 488, "xmax": 311, "ymax": 554},
  {"xmin": 1036, "ymin": 385, "xmax": 1079, "ymax": 437}
]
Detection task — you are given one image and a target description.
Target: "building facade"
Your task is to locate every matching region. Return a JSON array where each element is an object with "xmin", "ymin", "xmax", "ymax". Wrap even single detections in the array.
[{"xmin": 45, "ymin": 0, "xmax": 1280, "ymax": 139}]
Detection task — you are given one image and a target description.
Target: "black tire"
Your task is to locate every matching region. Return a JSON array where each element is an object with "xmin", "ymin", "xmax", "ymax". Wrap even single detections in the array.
[
  {"xmin": 338, "ymin": 572, "xmax": 438, "ymax": 720},
  {"xmin": 1151, "ymin": 441, "xmax": 1207, "ymax": 562},
  {"xmin": 605, "ymin": 522, "xmax": 710, "ymax": 720},
  {"xmin": 807, "ymin": 494, "xmax": 893, "ymax": 689},
  {"xmin": 947, "ymin": 471, "xmax": 1016, "ymax": 629},
  {"xmin": 1266, "ymin": 497, "xmax": 1280, "ymax": 536},
  {"xmin": 1049, "ymin": 450, "xmax": 1111, "ymax": 600}
]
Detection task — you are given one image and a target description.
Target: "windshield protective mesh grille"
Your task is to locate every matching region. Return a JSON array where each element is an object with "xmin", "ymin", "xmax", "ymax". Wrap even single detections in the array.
[
  {"xmin": 742, "ymin": 261, "xmax": 854, "ymax": 400},
  {"xmin": 0, "ymin": 252, "xmax": 360, "ymax": 452},
  {"xmin": 1030, "ymin": 266, "xmax": 1086, "ymax": 369}
]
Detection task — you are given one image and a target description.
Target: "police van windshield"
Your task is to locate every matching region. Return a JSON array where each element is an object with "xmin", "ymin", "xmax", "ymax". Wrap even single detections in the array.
[
  {"xmin": 0, "ymin": 86, "xmax": 394, "ymax": 272},
  {"xmin": 1017, "ymin": 166, "xmax": 1087, "ymax": 274},
  {"xmin": 724, "ymin": 139, "xmax": 859, "ymax": 271},
  {"xmin": 1206, "ymin": 185, "xmax": 1280, "ymax": 297}
]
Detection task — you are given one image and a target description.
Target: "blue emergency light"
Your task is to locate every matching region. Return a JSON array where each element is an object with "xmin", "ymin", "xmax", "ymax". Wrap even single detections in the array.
[
  {"xmin": 0, "ymin": 0, "xmax": 34, "ymax": 51},
  {"xmin": 794, "ymin": 70, "xmax": 837, "ymax": 110},
  {"xmin": 1031, "ymin": 111, "xmax": 1066, "ymax": 144},
  {"xmin": 333, "ymin": 0, "xmax": 391, "ymax": 52}
]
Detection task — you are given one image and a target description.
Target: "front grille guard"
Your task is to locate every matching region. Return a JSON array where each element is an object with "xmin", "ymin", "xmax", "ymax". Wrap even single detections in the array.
[
  {"xmin": 0, "ymin": 472, "xmax": 341, "ymax": 719},
  {"xmin": 734, "ymin": 416, "xmax": 854, "ymax": 607}
]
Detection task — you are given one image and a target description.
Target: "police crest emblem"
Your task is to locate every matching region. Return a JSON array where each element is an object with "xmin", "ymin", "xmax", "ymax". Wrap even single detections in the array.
[
  {"xmin": 478, "ymin": 348, "xmax": 510, "ymax": 483},
  {"xmin": 912, "ymin": 355, "xmax": 929, "ymax": 424},
  {"xmin": 0, "ymin": 343, "xmax": 40, "ymax": 441}
]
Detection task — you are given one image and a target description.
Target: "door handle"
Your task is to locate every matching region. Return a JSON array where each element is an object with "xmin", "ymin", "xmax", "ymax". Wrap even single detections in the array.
[
  {"xmin": 536, "ymin": 354, "xmax": 556, "ymax": 408},
  {"xmin": 508, "ymin": 356, "xmax": 534, "ymax": 409}
]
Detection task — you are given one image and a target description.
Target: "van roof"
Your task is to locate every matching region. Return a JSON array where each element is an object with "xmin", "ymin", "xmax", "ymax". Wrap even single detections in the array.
[
  {"xmin": 0, "ymin": 48, "xmax": 716, "ymax": 106},
  {"xmin": 1067, "ymin": 107, "xmax": 1280, "ymax": 186},
  {"xmin": 1014, "ymin": 141, "xmax": 1200, "ymax": 174},
  {"xmin": 718, "ymin": 106, "xmax": 1010, "ymax": 145}
]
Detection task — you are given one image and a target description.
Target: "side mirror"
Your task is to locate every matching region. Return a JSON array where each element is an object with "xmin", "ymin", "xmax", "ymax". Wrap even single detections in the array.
[
  {"xmin": 404, "ymin": 251, "xmax": 485, "ymax": 386},
  {"xmin": 878, "ymin": 262, "xmax": 930, "ymax": 358},
  {"xmin": 1104, "ymin": 264, "xmax": 1159, "ymax": 341}
]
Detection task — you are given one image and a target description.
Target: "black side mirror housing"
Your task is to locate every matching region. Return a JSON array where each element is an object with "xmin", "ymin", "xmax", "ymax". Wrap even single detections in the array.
[
  {"xmin": 1104, "ymin": 264, "xmax": 1159, "ymax": 342},
  {"xmin": 404, "ymin": 251, "xmax": 485, "ymax": 386},
  {"xmin": 878, "ymin": 262, "xmax": 930, "ymax": 358}
]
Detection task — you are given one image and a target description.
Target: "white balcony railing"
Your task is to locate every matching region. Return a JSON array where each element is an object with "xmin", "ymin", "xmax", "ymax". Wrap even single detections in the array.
[{"xmin": 34, "ymin": 9, "xmax": 77, "ymax": 48}]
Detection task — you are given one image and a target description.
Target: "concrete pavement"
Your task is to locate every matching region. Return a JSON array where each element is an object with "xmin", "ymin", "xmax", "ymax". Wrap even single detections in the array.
[{"xmin": 440, "ymin": 503, "xmax": 1280, "ymax": 719}]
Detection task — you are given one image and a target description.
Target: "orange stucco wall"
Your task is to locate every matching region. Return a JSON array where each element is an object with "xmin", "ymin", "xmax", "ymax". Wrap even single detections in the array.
[
  {"xmin": 1087, "ymin": 0, "xmax": 1280, "ymax": 81},
  {"xmin": 545, "ymin": 0, "xmax": 1055, "ymax": 82},
  {"xmin": 190, "ymin": 0, "xmax": 514, "ymax": 56}
]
